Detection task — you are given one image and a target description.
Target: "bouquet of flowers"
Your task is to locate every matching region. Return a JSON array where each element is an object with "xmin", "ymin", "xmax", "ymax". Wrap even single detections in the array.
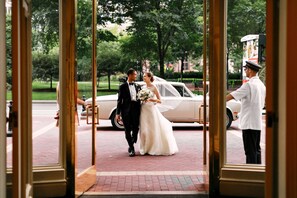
[{"xmin": 137, "ymin": 88, "xmax": 153, "ymax": 101}]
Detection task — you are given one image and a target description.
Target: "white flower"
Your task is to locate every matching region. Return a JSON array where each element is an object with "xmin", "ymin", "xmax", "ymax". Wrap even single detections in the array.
[{"xmin": 137, "ymin": 88, "xmax": 153, "ymax": 101}]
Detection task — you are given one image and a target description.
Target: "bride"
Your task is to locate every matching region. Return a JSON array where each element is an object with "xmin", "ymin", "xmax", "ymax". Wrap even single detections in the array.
[{"xmin": 138, "ymin": 72, "xmax": 178, "ymax": 155}]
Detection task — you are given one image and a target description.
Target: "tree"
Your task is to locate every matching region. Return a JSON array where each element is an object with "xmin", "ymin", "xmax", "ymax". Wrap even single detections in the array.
[
  {"xmin": 227, "ymin": 0, "xmax": 266, "ymax": 71},
  {"xmin": 6, "ymin": 14, "xmax": 12, "ymax": 86},
  {"xmin": 169, "ymin": 0, "xmax": 203, "ymax": 78},
  {"xmin": 32, "ymin": 52, "xmax": 59, "ymax": 89},
  {"xmin": 97, "ymin": 41, "xmax": 122, "ymax": 89},
  {"xmin": 99, "ymin": 0, "xmax": 203, "ymax": 78},
  {"xmin": 120, "ymin": 30, "xmax": 156, "ymax": 78},
  {"xmin": 31, "ymin": 0, "xmax": 59, "ymax": 54},
  {"xmin": 31, "ymin": 0, "xmax": 117, "ymax": 81}
]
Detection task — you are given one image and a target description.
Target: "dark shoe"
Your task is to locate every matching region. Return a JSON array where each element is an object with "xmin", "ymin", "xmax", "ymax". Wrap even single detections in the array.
[
  {"xmin": 128, "ymin": 147, "xmax": 135, "ymax": 157},
  {"xmin": 129, "ymin": 150, "xmax": 135, "ymax": 157}
]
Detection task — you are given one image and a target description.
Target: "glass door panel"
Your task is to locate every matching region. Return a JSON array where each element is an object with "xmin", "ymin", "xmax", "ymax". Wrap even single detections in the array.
[
  {"xmin": 5, "ymin": 5, "xmax": 12, "ymax": 169},
  {"xmin": 76, "ymin": 81, "xmax": 93, "ymax": 173},
  {"xmin": 225, "ymin": 0, "xmax": 266, "ymax": 166},
  {"xmin": 1, "ymin": 1, "xmax": 8, "ymax": 196},
  {"xmin": 75, "ymin": 0, "xmax": 97, "ymax": 195},
  {"xmin": 31, "ymin": 0, "xmax": 60, "ymax": 167},
  {"xmin": 208, "ymin": 0, "xmax": 265, "ymax": 197},
  {"xmin": 76, "ymin": 0, "xmax": 94, "ymax": 173}
]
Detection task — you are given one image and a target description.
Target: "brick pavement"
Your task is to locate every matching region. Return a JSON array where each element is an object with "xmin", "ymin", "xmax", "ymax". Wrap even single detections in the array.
[
  {"xmin": 6, "ymin": 115, "xmax": 265, "ymax": 197},
  {"xmin": 77, "ymin": 123, "xmax": 209, "ymax": 196},
  {"xmin": 79, "ymin": 119, "xmax": 265, "ymax": 196}
]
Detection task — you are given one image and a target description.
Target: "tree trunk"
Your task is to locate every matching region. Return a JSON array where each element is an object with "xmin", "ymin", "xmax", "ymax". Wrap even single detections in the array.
[
  {"xmin": 50, "ymin": 74, "xmax": 53, "ymax": 89},
  {"xmin": 156, "ymin": 23, "xmax": 164, "ymax": 78},
  {"xmin": 108, "ymin": 70, "xmax": 111, "ymax": 90},
  {"xmin": 155, "ymin": 1, "xmax": 165, "ymax": 79},
  {"xmin": 181, "ymin": 57, "xmax": 184, "ymax": 81},
  {"xmin": 159, "ymin": 55, "xmax": 165, "ymax": 79}
]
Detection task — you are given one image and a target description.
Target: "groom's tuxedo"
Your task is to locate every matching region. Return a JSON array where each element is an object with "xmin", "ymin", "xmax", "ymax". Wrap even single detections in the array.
[
  {"xmin": 116, "ymin": 82, "xmax": 141, "ymax": 150},
  {"xmin": 116, "ymin": 82, "xmax": 141, "ymax": 117}
]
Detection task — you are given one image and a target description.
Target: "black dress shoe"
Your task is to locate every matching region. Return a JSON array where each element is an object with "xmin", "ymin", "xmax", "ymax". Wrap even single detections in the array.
[
  {"xmin": 128, "ymin": 147, "xmax": 135, "ymax": 157},
  {"xmin": 129, "ymin": 150, "xmax": 135, "ymax": 157}
]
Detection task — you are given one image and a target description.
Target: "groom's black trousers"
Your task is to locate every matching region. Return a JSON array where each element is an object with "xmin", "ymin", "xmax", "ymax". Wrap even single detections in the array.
[{"xmin": 122, "ymin": 102, "xmax": 140, "ymax": 148}]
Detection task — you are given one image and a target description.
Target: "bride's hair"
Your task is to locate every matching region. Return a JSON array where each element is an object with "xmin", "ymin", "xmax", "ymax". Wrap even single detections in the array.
[{"xmin": 146, "ymin": 72, "xmax": 154, "ymax": 82}]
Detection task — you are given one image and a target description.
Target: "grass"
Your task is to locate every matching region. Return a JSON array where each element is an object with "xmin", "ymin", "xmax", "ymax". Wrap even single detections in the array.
[
  {"xmin": 6, "ymin": 80, "xmax": 207, "ymax": 100},
  {"xmin": 6, "ymin": 81, "xmax": 119, "ymax": 100}
]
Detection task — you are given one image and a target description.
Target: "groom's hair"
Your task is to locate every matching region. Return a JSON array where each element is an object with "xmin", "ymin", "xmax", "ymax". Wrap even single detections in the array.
[{"xmin": 127, "ymin": 68, "xmax": 136, "ymax": 76}]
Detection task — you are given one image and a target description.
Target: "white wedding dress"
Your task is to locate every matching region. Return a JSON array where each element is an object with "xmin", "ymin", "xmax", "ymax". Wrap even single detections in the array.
[{"xmin": 139, "ymin": 86, "xmax": 179, "ymax": 155}]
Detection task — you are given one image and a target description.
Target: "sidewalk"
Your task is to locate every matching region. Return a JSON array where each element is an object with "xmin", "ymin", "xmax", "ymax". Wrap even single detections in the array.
[
  {"xmin": 78, "ymin": 118, "xmax": 265, "ymax": 197},
  {"xmin": 76, "ymin": 123, "xmax": 209, "ymax": 197}
]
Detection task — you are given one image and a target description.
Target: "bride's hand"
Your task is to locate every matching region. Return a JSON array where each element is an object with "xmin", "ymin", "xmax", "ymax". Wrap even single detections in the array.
[
  {"xmin": 147, "ymin": 98, "xmax": 160, "ymax": 103},
  {"xmin": 147, "ymin": 98, "xmax": 155, "ymax": 103}
]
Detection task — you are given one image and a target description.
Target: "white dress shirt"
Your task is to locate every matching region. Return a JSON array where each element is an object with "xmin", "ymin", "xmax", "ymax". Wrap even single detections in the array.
[
  {"xmin": 128, "ymin": 82, "xmax": 137, "ymax": 101},
  {"xmin": 231, "ymin": 76, "xmax": 266, "ymax": 130}
]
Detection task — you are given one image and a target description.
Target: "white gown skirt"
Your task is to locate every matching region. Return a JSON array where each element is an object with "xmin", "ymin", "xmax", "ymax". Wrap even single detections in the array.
[{"xmin": 139, "ymin": 102, "xmax": 178, "ymax": 155}]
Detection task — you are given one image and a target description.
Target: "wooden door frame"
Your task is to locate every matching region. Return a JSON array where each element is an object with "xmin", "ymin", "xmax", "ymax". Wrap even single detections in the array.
[
  {"xmin": 11, "ymin": 0, "xmax": 33, "ymax": 197},
  {"xmin": 286, "ymin": 1, "xmax": 297, "ymax": 197},
  {"xmin": 59, "ymin": 0, "xmax": 77, "ymax": 196},
  {"xmin": 266, "ymin": 0, "xmax": 297, "ymax": 197}
]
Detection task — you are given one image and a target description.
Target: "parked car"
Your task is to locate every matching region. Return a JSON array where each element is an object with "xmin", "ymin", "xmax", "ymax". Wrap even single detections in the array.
[{"xmin": 81, "ymin": 80, "xmax": 241, "ymax": 130}]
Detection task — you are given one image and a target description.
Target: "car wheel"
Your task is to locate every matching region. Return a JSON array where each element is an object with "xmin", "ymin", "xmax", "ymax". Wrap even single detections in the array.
[
  {"xmin": 226, "ymin": 110, "xmax": 233, "ymax": 129},
  {"xmin": 111, "ymin": 111, "xmax": 124, "ymax": 130}
]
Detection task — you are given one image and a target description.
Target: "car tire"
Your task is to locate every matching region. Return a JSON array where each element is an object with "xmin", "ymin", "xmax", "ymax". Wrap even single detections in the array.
[
  {"xmin": 226, "ymin": 110, "xmax": 233, "ymax": 129},
  {"xmin": 111, "ymin": 111, "xmax": 124, "ymax": 130}
]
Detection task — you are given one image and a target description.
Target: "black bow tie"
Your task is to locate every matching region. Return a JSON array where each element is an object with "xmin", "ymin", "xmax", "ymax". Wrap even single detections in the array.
[{"xmin": 129, "ymin": 82, "xmax": 134, "ymax": 85}]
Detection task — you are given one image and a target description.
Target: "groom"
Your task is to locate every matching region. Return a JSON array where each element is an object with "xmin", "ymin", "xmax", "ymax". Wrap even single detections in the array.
[{"xmin": 116, "ymin": 68, "xmax": 142, "ymax": 157}]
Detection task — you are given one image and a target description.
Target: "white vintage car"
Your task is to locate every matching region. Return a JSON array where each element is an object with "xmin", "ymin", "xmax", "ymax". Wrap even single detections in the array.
[{"xmin": 81, "ymin": 80, "xmax": 241, "ymax": 130}]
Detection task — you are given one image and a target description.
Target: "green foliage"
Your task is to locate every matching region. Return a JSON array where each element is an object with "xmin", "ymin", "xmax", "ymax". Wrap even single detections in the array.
[
  {"xmin": 227, "ymin": 0, "xmax": 266, "ymax": 71},
  {"xmin": 32, "ymin": 0, "xmax": 59, "ymax": 54},
  {"xmin": 120, "ymin": 31, "xmax": 156, "ymax": 65},
  {"xmin": 99, "ymin": 0, "xmax": 204, "ymax": 78},
  {"xmin": 76, "ymin": 0, "xmax": 93, "ymax": 64},
  {"xmin": 32, "ymin": 52, "xmax": 59, "ymax": 88},
  {"xmin": 31, "ymin": 0, "xmax": 118, "ymax": 82},
  {"xmin": 164, "ymin": 71, "xmax": 203, "ymax": 80},
  {"xmin": 98, "ymin": 29, "xmax": 118, "ymax": 42},
  {"xmin": 27, "ymin": 0, "xmax": 266, "ymax": 86},
  {"xmin": 6, "ymin": 14, "xmax": 12, "ymax": 85},
  {"xmin": 97, "ymin": 41, "xmax": 122, "ymax": 76},
  {"xmin": 228, "ymin": 72, "xmax": 241, "ymax": 79},
  {"xmin": 170, "ymin": 1, "xmax": 204, "ymax": 62}
]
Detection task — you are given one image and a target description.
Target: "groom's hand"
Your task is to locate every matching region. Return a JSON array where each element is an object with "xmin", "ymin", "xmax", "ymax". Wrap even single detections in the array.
[{"xmin": 116, "ymin": 114, "xmax": 121, "ymax": 121}]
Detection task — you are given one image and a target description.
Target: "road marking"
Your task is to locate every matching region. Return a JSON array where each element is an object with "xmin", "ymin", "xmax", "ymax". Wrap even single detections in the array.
[{"xmin": 6, "ymin": 122, "xmax": 56, "ymax": 153}]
